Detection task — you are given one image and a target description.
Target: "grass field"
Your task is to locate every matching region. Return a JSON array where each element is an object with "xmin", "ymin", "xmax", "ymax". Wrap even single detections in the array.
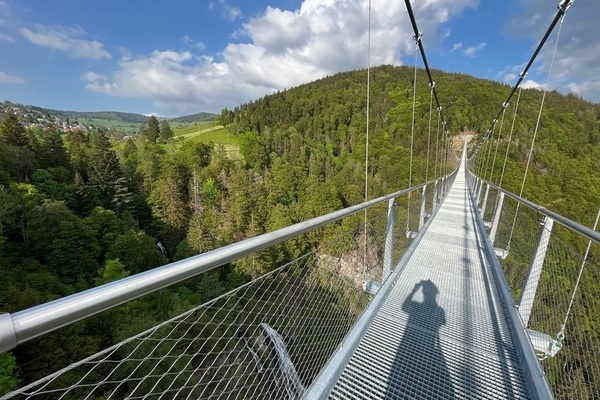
[
  {"xmin": 173, "ymin": 124, "xmax": 237, "ymax": 145},
  {"xmin": 172, "ymin": 123, "xmax": 240, "ymax": 159},
  {"xmin": 76, "ymin": 118, "xmax": 141, "ymax": 132},
  {"xmin": 172, "ymin": 121, "xmax": 216, "ymax": 134}
]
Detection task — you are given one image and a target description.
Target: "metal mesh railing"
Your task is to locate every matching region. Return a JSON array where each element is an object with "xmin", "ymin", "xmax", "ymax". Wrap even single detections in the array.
[
  {"xmin": 1, "ymin": 181, "xmax": 455, "ymax": 400},
  {"xmin": 2, "ymin": 226, "xmax": 372, "ymax": 399},
  {"xmin": 468, "ymin": 176, "xmax": 600, "ymax": 399}
]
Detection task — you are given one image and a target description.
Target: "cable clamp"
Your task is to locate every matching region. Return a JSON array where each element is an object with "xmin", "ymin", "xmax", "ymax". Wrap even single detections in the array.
[
  {"xmin": 502, "ymin": 102, "xmax": 509, "ymax": 109},
  {"xmin": 413, "ymin": 32, "xmax": 422, "ymax": 43},
  {"xmin": 437, "ymin": 106, "xmax": 442, "ymax": 112},
  {"xmin": 558, "ymin": 0, "xmax": 573, "ymax": 12},
  {"xmin": 519, "ymin": 71, "xmax": 528, "ymax": 79},
  {"xmin": 429, "ymin": 82, "xmax": 435, "ymax": 89}
]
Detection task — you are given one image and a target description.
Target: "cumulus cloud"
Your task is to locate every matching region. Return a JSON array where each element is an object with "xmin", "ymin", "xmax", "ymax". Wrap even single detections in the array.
[
  {"xmin": 464, "ymin": 42, "xmax": 486, "ymax": 57},
  {"xmin": 0, "ymin": 70, "xmax": 25, "ymax": 84},
  {"xmin": 20, "ymin": 25, "xmax": 111, "ymax": 60},
  {"xmin": 85, "ymin": 0, "xmax": 478, "ymax": 115},
  {"xmin": 520, "ymin": 79, "xmax": 543, "ymax": 90},
  {"xmin": 504, "ymin": 0, "xmax": 600, "ymax": 103}
]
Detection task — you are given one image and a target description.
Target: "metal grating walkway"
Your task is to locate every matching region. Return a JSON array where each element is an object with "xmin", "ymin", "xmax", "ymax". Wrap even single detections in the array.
[{"xmin": 327, "ymin": 158, "xmax": 531, "ymax": 399}]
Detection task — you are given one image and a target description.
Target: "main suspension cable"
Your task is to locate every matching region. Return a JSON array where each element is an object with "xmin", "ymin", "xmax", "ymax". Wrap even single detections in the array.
[
  {"xmin": 403, "ymin": 0, "xmax": 449, "ymax": 158},
  {"xmin": 517, "ymin": 13, "xmax": 565, "ymax": 201},
  {"xmin": 476, "ymin": 0, "xmax": 573, "ymax": 153},
  {"xmin": 507, "ymin": 10, "xmax": 566, "ymax": 251}
]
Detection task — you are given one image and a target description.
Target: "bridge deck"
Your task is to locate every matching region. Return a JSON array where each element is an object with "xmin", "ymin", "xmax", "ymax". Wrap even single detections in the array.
[{"xmin": 327, "ymin": 160, "xmax": 531, "ymax": 399}]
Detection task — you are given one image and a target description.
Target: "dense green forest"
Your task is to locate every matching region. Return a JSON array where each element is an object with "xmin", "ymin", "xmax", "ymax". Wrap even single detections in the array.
[{"xmin": 0, "ymin": 64, "xmax": 599, "ymax": 396}]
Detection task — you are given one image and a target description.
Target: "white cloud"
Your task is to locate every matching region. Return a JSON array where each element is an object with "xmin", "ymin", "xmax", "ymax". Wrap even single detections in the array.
[
  {"xmin": 464, "ymin": 42, "xmax": 486, "ymax": 57},
  {"xmin": 0, "ymin": 70, "xmax": 25, "ymax": 84},
  {"xmin": 450, "ymin": 42, "xmax": 463, "ymax": 52},
  {"xmin": 82, "ymin": 71, "xmax": 107, "ymax": 82},
  {"xmin": 209, "ymin": 0, "xmax": 242, "ymax": 21},
  {"xmin": 20, "ymin": 25, "xmax": 111, "ymax": 60},
  {"xmin": 183, "ymin": 35, "xmax": 205, "ymax": 51},
  {"xmin": 521, "ymin": 79, "xmax": 543, "ymax": 89},
  {"xmin": 86, "ymin": 0, "xmax": 478, "ymax": 115},
  {"xmin": 227, "ymin": 6, "xmax": 242, "ymax": 21},
  {"xmin": 505, "ymin": 0, "xmax": 600, "ymax": 103},
  {"xmin": 503, "ymin": 73, "xmax": 517, "ymax": 82},
  {"xmin": 0, "ymin": 32, "xmax": 14, "ymax": 42}
]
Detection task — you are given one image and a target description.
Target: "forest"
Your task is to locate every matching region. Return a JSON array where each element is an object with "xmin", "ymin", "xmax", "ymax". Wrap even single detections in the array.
[{"xmin": 0, "ymin": 64, "xmax": 599, "ymax": 396}]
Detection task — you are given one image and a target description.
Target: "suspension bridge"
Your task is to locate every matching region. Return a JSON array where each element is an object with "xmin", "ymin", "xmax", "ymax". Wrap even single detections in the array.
[{"xmin": 2, "ymin": 0, "xmax": 599, "ymax": 399}]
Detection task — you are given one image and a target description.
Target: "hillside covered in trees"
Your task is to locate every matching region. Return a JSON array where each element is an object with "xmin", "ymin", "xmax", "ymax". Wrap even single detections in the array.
[{"xmin": 0, "ymin": 65, "xmax": 599, "ymax": 395}]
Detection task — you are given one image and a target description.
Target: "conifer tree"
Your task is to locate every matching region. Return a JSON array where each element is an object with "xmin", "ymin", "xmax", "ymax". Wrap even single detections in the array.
[
  {"xmin": 146, "ymin": 116, "xmax": 160, "ymax": 143},
  {"xmin": 40, "ymin": 128, "xmax": 70, "ymax": 170},
  {"xmin": 0, "ymin": 114, "xmax": 28, "ymax": 146},
  {"xmin": 88, "ymin": 130, "xmax": 122, "ymax": 189},
  {"xmin": 66, "ymin": 130, "xmax": 89, "ymax": 179},
  {"xmin": 159, "ymin": 120, "xmax": 174, "ymax": 143},
  {"xmin": 88, "ymin": 129, "xmax": 129, "ymax": 210}
]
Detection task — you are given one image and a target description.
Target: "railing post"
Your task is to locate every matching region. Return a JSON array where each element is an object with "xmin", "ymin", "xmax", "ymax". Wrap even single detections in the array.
[
  {"xmin": 419, "ymin": 185, "xmax": 427, "ymax": 230},
  {"xmin": 489, "ymin": 192, "xmax": 504, "ymax": 245},
  {"xmin": 441, "ymin": 177, "xmax": 447, "ymax": 199},
  {"xmin": 480, "ymin": 184, "xmax": 490, "ymax": 218},
  {"xmin": 432, "ymin": 180, "xmax": 438, "ymax": 210},
  {"xmin": 382, "ymin": 198, "xmax": 396, "ymax": 280},
  {"xmin": 518, "ymin": 216, "xmax": 554, "ymax": 326},
  {"xmin": 476, "ymin": 179, "xmax": 484, "ymax": 205}
]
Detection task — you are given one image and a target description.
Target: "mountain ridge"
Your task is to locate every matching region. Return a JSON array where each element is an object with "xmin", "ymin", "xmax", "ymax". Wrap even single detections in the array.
[{"xmin": 0, "ymin": 100, "xmax": 217, "ymax": 132}]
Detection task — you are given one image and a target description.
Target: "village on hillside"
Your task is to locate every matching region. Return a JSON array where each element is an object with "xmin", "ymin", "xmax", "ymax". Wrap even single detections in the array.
[{"xmin": 1, "ymin": 101, "xmax": 93, "ymax": 133}]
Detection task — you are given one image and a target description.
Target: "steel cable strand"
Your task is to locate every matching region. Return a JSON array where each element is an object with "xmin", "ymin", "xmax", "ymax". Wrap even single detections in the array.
[
  {"xmin": 434, "ymin": 109, "xmax": 441, "ymax": 179},
  {"xmin": 425, "ymin": 83, "xmax": 434, "ymax": 182},
  {"xmin": 556, "ymin": 209, "xmax": 600, "ymax": 349},
  {"xmin": 406, "ymin": 42, "xmax": 418, "ymax": 235},
  {"xmin": 489, "ymin": 106, "xmax": 508, "ymax": 220},
  {"xmin": 507, "ymin": 11, "xmax": 566, "ymax": 252},
  {"xmin": 362, "ymin": 0, "xmax": 371, "ymax": 293},
  {"xmin": 481, "ymin": 0, "xmax": 574, "ymax": 143},
  {"xmin": 482, "ymin": 121, "xmax": 497, "ymax": 183},
  {"xmin": 499, "ymin": 90, "xmax": 521, "ymax": 191},
  {"xmin": 489, "ymin": 108, "xmax": 506, "ymax": 184}
]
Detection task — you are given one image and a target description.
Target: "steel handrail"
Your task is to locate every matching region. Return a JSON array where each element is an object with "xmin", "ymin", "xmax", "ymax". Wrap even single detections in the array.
[
  {"xmin": 469, "ymin": 172, "xmax": 600, "ymax": 245},
  {"xmin": 0, "ymin": 173, "xmax": 457, "ymax": 353}
]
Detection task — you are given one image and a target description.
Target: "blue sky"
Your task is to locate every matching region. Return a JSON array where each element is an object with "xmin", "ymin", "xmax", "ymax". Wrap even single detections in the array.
[{"xmin": 0, "ymin": 0, "xmax": 597, "ymax": 117}]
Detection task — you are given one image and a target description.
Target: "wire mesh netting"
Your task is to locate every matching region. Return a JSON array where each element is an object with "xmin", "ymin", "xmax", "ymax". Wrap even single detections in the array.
[
  {"xmin": 3, "ymin": 200, "xmax": 416, "ymax": 400},
  {"xmin": 469, "ymin": 175, "xmax": 600, "ymax": 399}
]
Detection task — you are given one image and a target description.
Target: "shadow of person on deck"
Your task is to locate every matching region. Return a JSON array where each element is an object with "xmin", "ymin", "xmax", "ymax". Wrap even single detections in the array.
[{"xmin": 384, "ymin": 280, "xmax": 455, "ymax": 399}]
